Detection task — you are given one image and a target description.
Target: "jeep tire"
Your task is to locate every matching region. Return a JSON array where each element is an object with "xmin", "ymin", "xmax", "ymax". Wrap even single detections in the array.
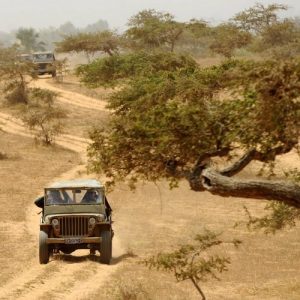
[
  {"xmin": 39, "ymin": 230, "xmax": 50, "ymax": 264},
  {"xmin": 100, "ymin": 230, "xmax": 112, "ymax": 264}
]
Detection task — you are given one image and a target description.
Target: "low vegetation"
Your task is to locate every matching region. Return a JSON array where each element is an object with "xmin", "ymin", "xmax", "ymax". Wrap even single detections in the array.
[
  {"xmin": 0, "ymin": 2, "xmax": 299, "ymax": 298},
  {"xmin": 72, "ymin": 3, "xmax": 300, "ymax": 296},
  {"xmin": 144, "ymin": 231, "xmax": 241, "ymax": 299},
  {"xmin": 20, "ymin": 88, "xmax": 66, "ymax": 145}
]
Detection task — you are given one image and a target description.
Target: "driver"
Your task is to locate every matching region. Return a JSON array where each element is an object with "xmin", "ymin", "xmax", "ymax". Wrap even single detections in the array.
[{"xmin": 81, "ymin": 190, "xmax": 99, "ymax": 203}]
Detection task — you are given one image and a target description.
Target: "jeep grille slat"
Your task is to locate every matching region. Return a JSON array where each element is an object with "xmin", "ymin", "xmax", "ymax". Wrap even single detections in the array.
[{"xmin": 58, "ymin": 216, "xmax": 89, "ymax": 237}]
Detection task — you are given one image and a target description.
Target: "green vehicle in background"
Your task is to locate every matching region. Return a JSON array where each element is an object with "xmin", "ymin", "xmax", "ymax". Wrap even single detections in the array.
[
  {"xmin": 35, "ymin": 179, "xmax": 113, "ymax": 264},
  {"xmin": 32, "ymin": 51, "xmax": 57, "ymax": 77}
]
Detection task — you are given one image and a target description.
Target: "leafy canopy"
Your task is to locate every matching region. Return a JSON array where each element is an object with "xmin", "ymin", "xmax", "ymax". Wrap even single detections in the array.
[
  {"xmin": 125, "ymin": 9, "xmax": 184, "ymax": 52},
  {"xmin": 77, "ymin": 50, "xmax": 197, "ymax": 88},
  {"xmin": 0, "ymin": 46, "xmax": 37, "ymax": 104},
  {"xmin": 85, "ymin": 52, "xmax": 300, "ymax": 194},
  {"xmin": 232, "ymin": 3, "xmax": 288, "ymax": 34},
  {"xmin": 56, "ymin": 30, "xmax": 120, "ymax": 58}
]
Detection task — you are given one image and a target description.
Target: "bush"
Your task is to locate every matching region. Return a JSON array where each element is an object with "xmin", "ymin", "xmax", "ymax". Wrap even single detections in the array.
[{"xmin": 20, "ymin": 88, "xmax": 66, "ymax": 145}]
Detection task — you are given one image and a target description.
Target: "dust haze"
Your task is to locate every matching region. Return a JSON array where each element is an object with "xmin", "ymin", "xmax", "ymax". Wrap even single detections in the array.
[{"xmin": 0, "ymin": 0, "xmax": 300, "ymax": 31}]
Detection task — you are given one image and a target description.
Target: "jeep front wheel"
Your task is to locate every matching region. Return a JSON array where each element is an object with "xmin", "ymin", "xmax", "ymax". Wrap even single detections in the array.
[
  {"xmin": 39, "ymin": 230, "xmax": 50, "ymax": 264},
  {"xmin": 100, "ymin": 230, "xmax": 112, "ymax": 264}
]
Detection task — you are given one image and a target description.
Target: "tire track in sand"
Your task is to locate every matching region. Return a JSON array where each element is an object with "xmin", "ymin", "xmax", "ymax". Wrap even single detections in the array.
[
  {"xmin": 31, "ymin": 79, "xmax": 108, "ymax": 112},
  {"xmin": 0, "ymin": 80, "xmax": 124, "ymax": 300}
]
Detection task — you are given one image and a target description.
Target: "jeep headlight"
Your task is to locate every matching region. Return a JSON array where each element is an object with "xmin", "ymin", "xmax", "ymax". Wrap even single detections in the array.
[
  {"xmin": 89, "ymin": 217, "xmax": 96, "ymax": 225},
  {"xmin": 51, "ymin": 218, "xmax": 59, "ymax": 226}
]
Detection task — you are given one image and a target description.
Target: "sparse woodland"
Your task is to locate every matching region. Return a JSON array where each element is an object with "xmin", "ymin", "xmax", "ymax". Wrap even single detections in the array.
[
  {"xmin": 71, "ymin": 4, "xmax": 300, "ymax": 297},
  {"xmin": 1, "ymin": 2, "xmax": 300, "ymax": 299}
]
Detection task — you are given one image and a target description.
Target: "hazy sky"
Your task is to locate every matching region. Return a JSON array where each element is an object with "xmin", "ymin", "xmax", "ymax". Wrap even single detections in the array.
[{"xmin": 0, "ymin": 0, "xmax": 299, "ymax": 32}]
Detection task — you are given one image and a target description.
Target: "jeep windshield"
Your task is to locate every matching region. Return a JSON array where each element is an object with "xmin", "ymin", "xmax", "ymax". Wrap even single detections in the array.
[
  {"xmin": 45, "ymin": 188, "xmax": 104, "ymax": 205},
  {"xmin": 33, "ymin": 53, "xmax": 54, "ymax": 62}
]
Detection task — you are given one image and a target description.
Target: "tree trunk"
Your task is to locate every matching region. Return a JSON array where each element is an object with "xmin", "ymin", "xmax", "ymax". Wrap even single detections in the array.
[
  {"xmin": 190, "ymin": 277, "xmax": 206, "ymax": 300},
  {"xmin": 200, "ymin": 168, "xmax": 300, "ymax": 208}
]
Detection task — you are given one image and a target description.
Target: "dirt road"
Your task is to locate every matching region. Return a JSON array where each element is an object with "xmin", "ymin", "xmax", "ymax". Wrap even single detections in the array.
[
  {"xmin": 1, "ymin": 78, "xmax": 300, "ymax": 299},
  {"xmin": 0, "ymin": 79, "xmax": 125, "ymax": 300},
  {"xmin": 31, "ymin": 79, "xmax": 108, "ymax": 112}
]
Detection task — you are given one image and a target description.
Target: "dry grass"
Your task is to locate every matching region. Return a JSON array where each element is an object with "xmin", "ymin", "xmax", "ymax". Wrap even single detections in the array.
[
  {"xmin": 0, "ymin": 72, "xmax": 299, "ymax": 299},
  {"xmin": 92, "ymin": 179, "xmax": 300, "ymax": 299},
  {"xmin": 44, "ymin": 74, "xmax": 300, "ymax": 299},
  {"xmin": 51, "ymin": 73, "xmax": 113, "ymax": 101},
  {"xmin": 60, "ymin": 101, "xmax": 110, "ymax": 137},
  {"xmin": 0, "ymin": 131, "xmax": 79, "ymax": 286},
  {"xmin": 0, "ymin": 88, "xmax": 110, "ymax": 139}
]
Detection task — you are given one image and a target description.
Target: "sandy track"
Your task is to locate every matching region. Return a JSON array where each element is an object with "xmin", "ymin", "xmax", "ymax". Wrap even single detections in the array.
[
  {"xmin": 0, "ymin": 81, "xmax": 124, "ymax": 300},
  {"xmin": 0, "ymin": 112, "xmax": 88, "ymax": 154},
  {"xmin": 31, "ymin": 79, "xmax": 108, "ymax": 112}
]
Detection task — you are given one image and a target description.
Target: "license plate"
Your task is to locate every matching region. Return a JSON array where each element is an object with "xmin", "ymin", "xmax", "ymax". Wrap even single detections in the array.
[{"xmin": 65, "ymin": 238, "xmax": 82, "ymax": 244}]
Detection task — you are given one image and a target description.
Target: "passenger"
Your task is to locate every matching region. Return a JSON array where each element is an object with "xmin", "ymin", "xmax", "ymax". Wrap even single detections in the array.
[
  {"xmin": 47, "ymin": 190, "xmax": 63, "ymax": 204},
  {"xmin": 81, "ymin": 190, "xmax": 98, "ymax": 203}
]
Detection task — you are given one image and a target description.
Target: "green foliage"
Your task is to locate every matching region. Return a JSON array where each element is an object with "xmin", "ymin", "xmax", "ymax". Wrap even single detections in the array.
[
  {"xmin": 210, "ymin": 23, "xmax": 252, "ymax": 58},
  {"xmin": 232, "ymin": 3, "xmax": 288, "ymax": 34},
  {"xmin": 125, "ymin": 9, "xmax": 184, "ymax": 52},
  {"xmin": 243, "ymin": 202, "xmax": 300, "ymax": 234},
  {"xmin": 0, "ymin": 46, "xmax": 36, "ymax": 104},
  {"xmin": 20, "ymin": 88, "xmax": 66, "ymax": 145},
  {"xmin": 86, "ymin": 54, "xmax": 300, "ymax": 192},
  {"xmin": 56, "ymin": 30, "xmax": 120, "ymax": 58},
  {"xmin": 143, "ymin": 230, "xmax": 240, "ymax": 299},
  {"xmin": 260, "ymin": 19, "xmax": 300, "ymax": 47},
  {"xmin": 77, "ymin": 51, "xmax": 197, "ymax": 88},
  {"xmin": 16, "ymin": 28, "xmax": 45, "ymax": 52}
]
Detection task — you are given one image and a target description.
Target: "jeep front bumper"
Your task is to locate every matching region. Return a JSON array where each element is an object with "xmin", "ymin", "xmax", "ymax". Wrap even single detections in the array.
[{"xmin": 46, "ymin": 237, "xmax": 101, "ymax": 244}]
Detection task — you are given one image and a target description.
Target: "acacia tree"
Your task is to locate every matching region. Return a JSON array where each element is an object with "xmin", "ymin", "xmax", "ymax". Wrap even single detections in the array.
[
  {"xmin": 232, "ymin": 3, "xmax": 288, "ymax": 34},
  {"xmin": 210, "ymin": 23, "xmax": 252, "ymax": 58},
  {"xmin": 0, "ymin": 46, "xmax": 36, "ymax": 104},
  {"xmin": 144, "ymin": 231, "xmax": 241, "ymax": 300},
  {"xmin": 16, "ymin": 28, "xmax": 45, "ymax": 52},
  {"xmin": 56, "ymin": 30, "xmax": 120, "ymax": 61},
  {"xmin": 81, "ymin": 52, "xmax": 300, "ymax": 213},
  {"xmin": 125, "ymin": 9, "xmax": 184, "ymax": 52},
  {"xmin": 20, "ymin": 88, "xmax": 66, "ymax": 145}
]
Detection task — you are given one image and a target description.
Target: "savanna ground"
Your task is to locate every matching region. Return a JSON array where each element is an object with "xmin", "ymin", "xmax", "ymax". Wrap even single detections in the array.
[{"xmin": 0, "ymin": 73, "xmax": 299, "ymax": 299}]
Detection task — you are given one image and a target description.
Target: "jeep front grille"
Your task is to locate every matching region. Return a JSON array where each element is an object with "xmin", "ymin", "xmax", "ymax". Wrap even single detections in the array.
[
  {"xmin": 38, "ymin": 63, "xmax": 47, "ymax": 69},
  {"xmin": 58, "ymin": 216, "xmax": 89, "ymax": 237}
]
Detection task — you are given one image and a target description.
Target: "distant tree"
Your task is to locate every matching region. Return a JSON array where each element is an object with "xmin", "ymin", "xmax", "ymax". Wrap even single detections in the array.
[
  {"xmin": 57, "ymin": 22, "xmax": 77, "ymax": 35},
  {"xmin": 126, "ymin": 9, "xmax": 184, "ymax": 52},
  {"xmin": 83, "ymin": 19, "xmax": 109, "ymax": 33},
  {"xmin": 210, "ymin": 23, "xmax": 252, "ymax": 58},
  {"xmin": 16, "ymin": 28, "xmax": 45, "ymax": 52},
  {"xmin": 20, "ymin": 88, "xmax": 66, "ymax": 145},
  {"xmin": 77, "ymin": 51, "xmax": 197, "ymax": 88},
  {"xmin": 260, "ymin": 19, "xmax": 300, "ymax": 47},
  {"xmin": 232, "ymin": 3, "xmax": 288, "ymax": 34},
  {"xmin": 0, "ymin": 46, "xmax": 36, "ymax": 104},
  {"xmin": 186, "ymin": 19, "xmax": 210, "ymax": 38},
  {"xmin": 178, "ymin": 19, "xmax": 212, "ymax": 55},
  {"xmin": 56, "ymin": 30, "xmax": 120, "ymax": 61}
]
